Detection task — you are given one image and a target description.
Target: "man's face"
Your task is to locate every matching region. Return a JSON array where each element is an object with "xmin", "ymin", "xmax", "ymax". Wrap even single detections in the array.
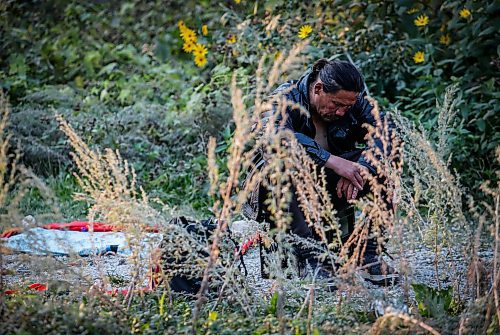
[{"xmin": 312, "ymin": 85, "xmax": 358, "ymax": 122}]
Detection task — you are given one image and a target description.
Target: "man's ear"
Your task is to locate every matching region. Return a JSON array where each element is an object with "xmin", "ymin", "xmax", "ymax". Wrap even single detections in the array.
[{"xmin": 313, "ymin": 82, "xmax": 323, "ymax": 95}]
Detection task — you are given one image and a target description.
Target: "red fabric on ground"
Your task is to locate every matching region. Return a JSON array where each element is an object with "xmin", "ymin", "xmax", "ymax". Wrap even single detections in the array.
[
  {"xmin": 4, "ymin": 283, "xmax": 47, "ymax": 295},
  {"xmin": 43, "ymin": 221, "xmax": 117, "ymax": 232},
  {"xmin": 0, "ymin": 228, "xmax": 22, "ymax": 238},
  {"xmin": 28, "ymin": 283, "xmax": 47, "ymax": 291},
  {"xmin": 1, "ymin": 221, "xmax": 160, "ymax": 238},
  {"xmin": 239, "ymin": 233, "xmax": 260, "ymax": 255}
]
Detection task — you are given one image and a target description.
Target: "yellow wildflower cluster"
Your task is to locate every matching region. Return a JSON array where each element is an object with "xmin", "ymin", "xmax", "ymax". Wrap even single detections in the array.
[
  {"xmin": 413, "ymin": 51, "xmax": 425, "ymax": 63},
  {"xmin": 298, "ymin": 25, "xmax": 313, "ymax": 39},
  {"xmin": 459, "ymin": 8, "xmax": 471, "ymax": 18},
  {"xmin": 178, "ymin": 20, "xmax": 208, "ymax": 68},
  {"xmin": 226, "ymin": 35, "xmax": 237, "ymax": 44},
  {"xmin": 439, "ymin": 34, "xmax": 451, "ymax": 46},
  {"xmin": 414, "ymin": 14, "xmax": 429, "ymax": 27}
]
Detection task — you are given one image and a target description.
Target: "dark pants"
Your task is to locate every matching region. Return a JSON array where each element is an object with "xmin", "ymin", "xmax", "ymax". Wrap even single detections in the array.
[{"xmin": 259, "ymin": 150, "xmax": 382, "ymax": 263}]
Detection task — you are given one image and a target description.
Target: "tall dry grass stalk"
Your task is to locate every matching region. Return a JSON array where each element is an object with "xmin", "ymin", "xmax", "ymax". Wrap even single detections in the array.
[
  {"xmin": 57, "ymin": 115, "xmax": 208, "ymax": 305},
  {"xmin": 338, "ymin": 96, "xmax": 403, "ymax": 273},
  {"xmin": 0, "ymin": 92, "xmax": 17, "ymax": 310},
  {"xmin": 192, "ymin": 41, "xmax": 347, "ymax": 327},
  {"xmin": 384, "ymin": 86, "xmax": 498, "ymax": 331},
  {"xmin": 0, "ymin": 92, "xmax": 28, "ymax": 223},
  {"xmin": 469, "ymin": 150, "xmax": 500, "ymax": 329},
  {"xmin": 0, "ymin": 93, "xmax": 17, "ymax": 210},
  {"xmin": 58, "ymin": 114, "xmax": 150, "ymax": 296},
  {"xmin": 57, "ymin": 112, "xmax": 240, "ymax": 314},
  {"xmin": 390, "ymin": 85, "xmax": 472, "ymax": 295},
  {"xmin": 0, "ymin": 94, "xmax": 91, "ymax": 314},
  {"xmin": 369, "ymin": 310, "xmax": 441, "ymax": 335}
]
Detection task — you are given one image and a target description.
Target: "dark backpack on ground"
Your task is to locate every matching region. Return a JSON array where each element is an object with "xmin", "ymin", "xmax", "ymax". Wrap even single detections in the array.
[{"xmin": 155, "ymin": 216, "xmax": 244, "ymax": 294}]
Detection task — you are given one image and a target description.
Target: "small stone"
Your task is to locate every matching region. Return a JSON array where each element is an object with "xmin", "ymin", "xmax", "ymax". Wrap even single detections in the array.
[{"xmin": 21, "ymin": 215, "xmax": 37, "ymax": 228}]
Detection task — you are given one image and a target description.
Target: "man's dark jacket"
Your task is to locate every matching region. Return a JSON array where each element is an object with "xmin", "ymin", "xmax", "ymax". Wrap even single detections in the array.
[{"xmin": 242, "ymin": 69, "xmax": 394, "ymax": 221}]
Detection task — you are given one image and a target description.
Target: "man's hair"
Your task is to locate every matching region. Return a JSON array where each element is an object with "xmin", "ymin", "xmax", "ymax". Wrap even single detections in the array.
[{"xmin": 310, "ymin": 59, "xmax": 364, "ymax": 93}]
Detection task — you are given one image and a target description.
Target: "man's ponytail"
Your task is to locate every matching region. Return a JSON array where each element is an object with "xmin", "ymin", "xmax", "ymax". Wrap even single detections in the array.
[
  {"xmin": 310, "ymin": 58, "xmax": 364, "ymax": 94},
  {"xmin": 312, "ymin": 58, "xmax": 329, "ymax": 75}
]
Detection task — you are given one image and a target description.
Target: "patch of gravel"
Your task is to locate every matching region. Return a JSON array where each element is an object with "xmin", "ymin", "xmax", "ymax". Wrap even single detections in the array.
[
  {"xmin": 1, "ymin": 252, "xmax": 149, "ymax": 292},
  {"xmin": 1, "ymin": 219, "xmax": 494, "ymax": 316}
]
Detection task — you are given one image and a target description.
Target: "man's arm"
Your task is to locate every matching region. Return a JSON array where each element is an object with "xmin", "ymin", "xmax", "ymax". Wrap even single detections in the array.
[
  {"xmin": 328, "ymin": 94, "xmax": 396, "ymax": 200},
  {"xmin": 263, "ymin": 87, "xmax": 367, "ymax": 190},
  {"xmin": 276, "ymin": 107, "xmax": 365, "ymax": 190}
]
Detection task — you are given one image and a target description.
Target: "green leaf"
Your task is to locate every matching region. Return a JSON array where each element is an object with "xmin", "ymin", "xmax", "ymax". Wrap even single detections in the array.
[
  {"xmin": 476, "ymin": 119, "xmax": 486, "ymax": 131},
  {"xmin": 412, "ymin": 283, "xmax": 455, "ymax": 318},
  {"xmin": 267, "ymin": 291, "xmax": 279, "ymax": 316},
  {"xmin": 8, "ymin": 54, "xmax": 27, "ymax": 77},
  {"xmin": 158, "ymin": 291, "xmax": 166, "ymax": 316}
]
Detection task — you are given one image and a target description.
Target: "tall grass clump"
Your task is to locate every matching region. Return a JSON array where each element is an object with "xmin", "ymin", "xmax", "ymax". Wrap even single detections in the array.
[
  {"xmin": 56, "ymin": 104, "xmax": 255, "ymax": 326},
  {"xmin": 194, "ymin": 40, "xmax": 346, "ymax": 325},
  {"xmin": 216, "ymin": 54, "xmax": 498, "ymax": 333},
  {"xmin": 381, "ymin": 86, "xmax": 499, "ymax": 332},
  {"xmin": 0, "ymin": 92, "xmax": 21, "ymax": 309},
  {"xmin": 57, "ymin": 115, "xmax": 219, "ymax": 304}
]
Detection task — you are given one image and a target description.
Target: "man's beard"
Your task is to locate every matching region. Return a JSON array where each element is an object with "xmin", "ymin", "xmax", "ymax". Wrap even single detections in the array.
[{"xmin": 320, "ymin": 112, "xmax": 340, "ymax": 122}]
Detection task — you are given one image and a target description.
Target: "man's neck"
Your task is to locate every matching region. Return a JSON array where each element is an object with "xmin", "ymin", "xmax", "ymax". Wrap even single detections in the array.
[{"xmin": 311, "ymin": 113, "xmax": 329, "ymax": 150}]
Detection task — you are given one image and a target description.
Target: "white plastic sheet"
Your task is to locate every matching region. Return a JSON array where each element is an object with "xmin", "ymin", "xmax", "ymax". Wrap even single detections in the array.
[{"xmin": 1, "ymin": 228, "xmax": 162, "ymax": 257}]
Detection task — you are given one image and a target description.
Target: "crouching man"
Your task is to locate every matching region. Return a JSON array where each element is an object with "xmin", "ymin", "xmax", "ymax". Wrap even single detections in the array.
[{"xmin": 243, "ymin": 58, "xmax": 399, "ymax": 286}]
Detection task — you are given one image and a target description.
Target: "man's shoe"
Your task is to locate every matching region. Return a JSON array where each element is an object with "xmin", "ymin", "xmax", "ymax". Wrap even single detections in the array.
[{"xmin": 360, "ymin": 253, "xmax": 399, "ymax": 286}]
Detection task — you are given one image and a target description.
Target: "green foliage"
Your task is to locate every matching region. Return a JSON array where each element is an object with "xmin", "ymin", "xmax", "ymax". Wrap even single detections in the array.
[
  {"xmin": 17, "ymin": 172, "xmax": 88, "ymax": 222},
  {"xmin": 206, "ymin": 0, "xmax": 499, "ymax": 197},
  {"xmin": 266, "ymin": 290, "xmax": 279, "ymax": 316},
  {"xmin": 0, "ymin": 0, "xmax": 261, "ymax": 217},
  {"xmin": 2, "ymin": 293, "xmax": 130, "ymax": 335},
  {"xmin": 412, "ymin": 283, "xmax": 461, "ymax": 318},
  {"xmin": 2, "ymin": 0, "xmax": 497, "ymax": 215}
]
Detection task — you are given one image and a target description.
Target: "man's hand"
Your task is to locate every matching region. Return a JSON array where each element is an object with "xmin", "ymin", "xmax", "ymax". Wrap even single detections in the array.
[
  {"xmin": 336, "ymin": 177, "xmax": 360, "ymax": 200},
  {"xmin": 325, "ymin": 155, "xmax": 366, "ymax": 190}
]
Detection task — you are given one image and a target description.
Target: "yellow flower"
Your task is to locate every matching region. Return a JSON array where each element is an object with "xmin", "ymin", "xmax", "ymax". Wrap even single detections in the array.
[
  {"xmin": 178, "ymin": 20, "xmax": 186, "ymax": 29},
  {"xmin": 193, "ymin": 43, "xmax": 208, "ymax": 57},
  {"xmin": 182, "ymin": 40, "xmax": 196, "ymax": 53},
  {"xmin": 414, "ymin": 14, "xmax": 429, "ymax": 27},
  {"xmin": 459, "ymin": 8, "xmax": 471, "ymax": 18},
  {"xmin": 180, "ymin": 28, "xmax": 197, "ymax": 43},
  {"xmin": 406, "ymin": 7, "xmax": 419, "ymax": 14},
  {"xmin": 226, "ymin": 35, "xmax": 236, "ymax": 44},
  {"xmin": 413, "ymin": 51, "xmax": 425, "ymax": 63},
  {"xmin": 194, "ymin": 54, "xmax": 207, "ymax": 67},
  {"xmin": 298, "ymin": 25, "xmax": 313, "ymax": 39},
  {"xmin": 439, "ymin": 34, "xmax": 451, "ymax": 46},
  {"xmin": 202, "ymin": 25, "xmax": 208, "ymax": 36},
  {"xmin": 234, "ymin": 0, "xmax": 241, "ymax": 3},
  {"xmin": 274, "ymin": 51, "xmax": 281, "ymax": 60}
]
